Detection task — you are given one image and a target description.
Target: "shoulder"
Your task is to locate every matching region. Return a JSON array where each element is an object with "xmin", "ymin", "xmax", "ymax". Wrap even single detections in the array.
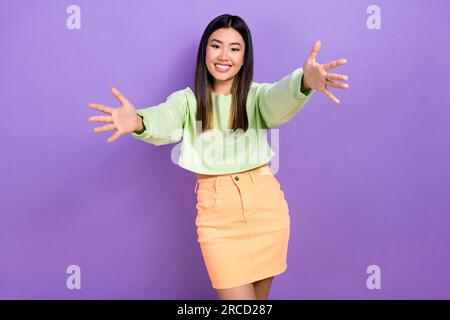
[
  {"xmin": 250, "ymin": 81, "xmax": 261, "ymax": 90},
  {"xmin": 164, "ymin": 87, "xmax": 196, "ymax": 104},
  {"xmin": 173, "ymin": 85, "xmax": 261, "ymax": 96},
  {"xmin": 167, "ymin": 87, "xmax": 193, "ymax": 98},
  {"xmin": 163, "ymin": 87, "xmax": 197, "ymax": 113},
  {"xmin": 248, "ymin": 81, "xmax": 263, "ymax": 98},
  {"xmin": 170, "ymin": 86, "xmax": 196, "ymax": 101},
  {"xmin": 171, "ymin": 85, "xmax": 262, "ymax": 101}
]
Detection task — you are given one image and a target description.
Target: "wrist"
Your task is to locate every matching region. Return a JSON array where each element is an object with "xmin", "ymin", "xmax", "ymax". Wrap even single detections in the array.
[
  {"xmin": 300, "ymin": 74, "xmax": 311, "ymax": 94},
  {"xmin": 134, "ymin": 114, "xmax": 145, "ymax": 133}
]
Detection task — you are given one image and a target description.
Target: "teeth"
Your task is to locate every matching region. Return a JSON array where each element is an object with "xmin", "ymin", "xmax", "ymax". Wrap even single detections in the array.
[{"xmin": 216, "ymin": 63, "xmax": 231, "ymax": 70}]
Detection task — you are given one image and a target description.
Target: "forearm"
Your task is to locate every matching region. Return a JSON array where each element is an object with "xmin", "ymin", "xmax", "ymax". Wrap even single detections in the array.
[
  {"xmin": 130, "ymin": 89, "xmax": 188, "ymax": 146},
  {"xmin": 256, "ymin": 68, "xmax": 315, "ymax": 129}
]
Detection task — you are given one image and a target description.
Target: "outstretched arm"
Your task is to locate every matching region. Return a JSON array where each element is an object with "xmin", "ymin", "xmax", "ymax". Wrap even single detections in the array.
[
  {"xmin": 256, "ymin": 67, "xmax": 315, "ymax": 129},
  {"xmin": 255, "ymin": 41, "xmax": 349, "ymax": 129},
  {"xmin": 131, "ymin": 89, "xmax": 189, "ymax": 146},
  {"xmin": 88, "ymin": 87, "xmax": 188, "ymax": 145}
]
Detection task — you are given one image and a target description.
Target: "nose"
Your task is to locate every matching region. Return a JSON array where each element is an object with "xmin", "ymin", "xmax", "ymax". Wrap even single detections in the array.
[{"xmin": 218, "ymin": 49, "xmax": 230, "ymax": 61}]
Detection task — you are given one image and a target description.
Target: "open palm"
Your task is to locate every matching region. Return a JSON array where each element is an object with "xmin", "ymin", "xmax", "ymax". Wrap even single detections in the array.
[
  {"xmin": 88, "ymin": 87, "xmax": 141, "ymax": 143},
  {"xmin": 302, "ymin": 40, "xmax": 349, "ymax": 104}
]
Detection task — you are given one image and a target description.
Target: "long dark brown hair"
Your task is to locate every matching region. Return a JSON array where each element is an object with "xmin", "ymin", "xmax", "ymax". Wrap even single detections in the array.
[{"xmin": 195, "ymin": 14, "xmax": 254, "ymax": 133}]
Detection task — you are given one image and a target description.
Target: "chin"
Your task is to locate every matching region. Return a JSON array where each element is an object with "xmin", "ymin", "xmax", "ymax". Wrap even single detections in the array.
[{"xmin": 212, "ymin": 72, "xmax": 235, "ymax": 82}]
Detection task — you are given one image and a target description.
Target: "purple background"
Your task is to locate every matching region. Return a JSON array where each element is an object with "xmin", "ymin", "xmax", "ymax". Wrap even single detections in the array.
[{"xmin": 1, "ymin": 0, "xmax": 449, "ymax": 299}]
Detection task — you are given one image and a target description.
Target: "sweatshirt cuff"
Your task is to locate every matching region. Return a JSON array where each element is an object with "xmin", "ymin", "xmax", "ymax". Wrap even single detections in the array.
[
  {"xmin": 291, "ymin": 68, "xmax": 315, "ymax": 100},
  {"xmin": 131, "ymin": 110, "xmax": 153, "ymax": 140}
]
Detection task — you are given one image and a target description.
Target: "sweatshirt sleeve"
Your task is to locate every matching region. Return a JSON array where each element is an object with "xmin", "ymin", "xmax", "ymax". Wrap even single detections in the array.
[
  {"xmin": 131, "ymin": 88, "xmax": 188, "ymax": 146},
  {"xmin": 255, "ymin": 67, "xmax": 315, "ymax": 129}
]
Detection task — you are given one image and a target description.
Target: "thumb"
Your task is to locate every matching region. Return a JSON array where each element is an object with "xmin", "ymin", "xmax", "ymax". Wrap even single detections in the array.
[
  {"xmin": 111, "ymin": 87, "xmax": 128, "ymax": 106},
  {"xmin": 308, "ymin": 40, "xmax": 321, "ymax": 61}
]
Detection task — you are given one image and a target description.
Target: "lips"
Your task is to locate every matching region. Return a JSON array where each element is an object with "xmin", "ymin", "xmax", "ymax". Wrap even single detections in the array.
[{"xmin": 214, "ymin": 63, "xmax": 231, "ymax": 73}]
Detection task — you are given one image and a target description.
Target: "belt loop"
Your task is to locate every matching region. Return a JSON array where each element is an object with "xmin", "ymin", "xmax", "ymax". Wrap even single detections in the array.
[
  {"xmin": 194, "ymin": 180, "xmax": 199, "ymax": 194},
  {"xmin": 214, "ymin": 177, "xmax": 220, "ymax": 193},
  {"xmin": 249, "ymin": 171, "xmax": 255, "ymax": 185},
  {"xmin": 261, "ymin": 164, "xmax": 272, "ymax": 176}
]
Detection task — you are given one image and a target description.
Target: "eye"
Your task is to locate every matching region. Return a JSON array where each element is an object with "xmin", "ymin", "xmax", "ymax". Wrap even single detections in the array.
[
  {"xmin": 231, "ymin": 48, "xmax": 240, "ymax": 52},
  {"xmin": 211, "ymin": 44, "xmax": 220, "ymax": 49}
]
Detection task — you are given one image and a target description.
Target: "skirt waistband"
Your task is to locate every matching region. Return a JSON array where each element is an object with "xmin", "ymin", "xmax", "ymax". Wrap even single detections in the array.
[
  {"xmin": 194, "ymin": 164, "xmax": 274, "ymax": 194},
  {"xmin": 196, "ymin": 164, "xmax": 273, "ymax": 180}
]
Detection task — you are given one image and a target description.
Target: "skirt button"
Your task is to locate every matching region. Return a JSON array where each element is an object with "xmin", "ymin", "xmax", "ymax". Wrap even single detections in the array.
[{"xmin": 234, "ymin": 176, "xmax": 239, "ymax": 181}]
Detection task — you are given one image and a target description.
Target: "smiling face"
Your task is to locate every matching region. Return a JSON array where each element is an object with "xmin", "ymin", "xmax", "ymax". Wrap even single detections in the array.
[{"xmin": 205, "ymin": 27, "xmax": 245, "ymax": 94}]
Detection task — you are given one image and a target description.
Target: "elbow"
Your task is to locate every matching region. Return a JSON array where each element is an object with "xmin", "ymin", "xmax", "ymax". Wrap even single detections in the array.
[
  {"xmin": 147, "ymin": 135, "xmax": 183, "ymax": 146},
  {"xmin": 265, "ymin": 118, "xmax": 288, "ymax": 129},
  {"xmin": 263, "ymin": 112, "xmax": 294, "ymax": 129}
]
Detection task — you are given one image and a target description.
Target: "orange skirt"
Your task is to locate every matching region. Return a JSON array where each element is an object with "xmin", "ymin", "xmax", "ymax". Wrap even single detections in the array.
[{"xmin": 194, "ymin": 164, "xmax": 290, "ymax": 289}]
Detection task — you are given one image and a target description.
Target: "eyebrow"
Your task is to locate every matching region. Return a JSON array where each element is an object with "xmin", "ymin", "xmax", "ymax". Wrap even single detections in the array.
[{"xmin": 210, "ymin": 39, "xmax": 242, "ymax": 47}]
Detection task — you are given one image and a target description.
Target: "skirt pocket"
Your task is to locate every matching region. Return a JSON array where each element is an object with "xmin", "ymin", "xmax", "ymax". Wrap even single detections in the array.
[
  {"xmin": 257, "ymin": 178, "xmax": 284, "ymax": 202},
  {"xmin": 196, "ymin": 197, "xmax": 217, "ymax": 211},
  {"xmin": 196, "ymin": 190, "xmax": 217, "ymax": 211}
]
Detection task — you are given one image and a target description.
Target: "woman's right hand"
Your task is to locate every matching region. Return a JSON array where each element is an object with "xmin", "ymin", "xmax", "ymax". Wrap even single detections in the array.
[{"xmin": 88, "ymin": 87, "xmax": 143, "ymax": 143}]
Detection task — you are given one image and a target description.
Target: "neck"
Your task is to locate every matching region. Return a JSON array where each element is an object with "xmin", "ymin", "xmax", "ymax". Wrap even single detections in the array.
[{"xmin": 213, "ymin": 78, "xmax": 234, "ymax": 95}]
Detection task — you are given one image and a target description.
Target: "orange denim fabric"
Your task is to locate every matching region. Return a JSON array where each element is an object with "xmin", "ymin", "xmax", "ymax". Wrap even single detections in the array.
[{"xmin": 194, "ymin": 164, "xmax": 290, "ymax": 289}]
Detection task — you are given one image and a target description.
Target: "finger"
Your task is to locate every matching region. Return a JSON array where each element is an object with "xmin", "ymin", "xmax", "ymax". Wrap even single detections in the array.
[
  {"xmin": 322, "ymin": 58, "xmax": 347, "ymax": 71},
  {"xmin": 93, "ymin": 123, "xmax": 116, "ymax": 133},
  {"xmin": 111, "ymin": 87, "xmax": 128, "ymax": 105},
  {"xmin": 323, "ymin": 89, "xmax": 340, "ymax": 104},
  {"xmin": 88, "ymin": 115, "xmax": 113, "ymax": 123},
  {"xmin": 325, "ymin": 73, "xmax": 349, "ymax": 81},
  {"xmin": 89, "ymin": 103, "xmax": 113, "ymax": 114},
  {"xmin": 325, "ymin": 79, "xmax": 349, "ymax": 89},
  {"xmin": 326, "ymin": 73, "xmax": 349, "ymax": 81},
  {"xmin": 308, "ymin": 40, "xmax": 321, "ymax": 61},
  {"xmin": 107, "ymin": 131, "xmax": 122, "ymax": 143}
]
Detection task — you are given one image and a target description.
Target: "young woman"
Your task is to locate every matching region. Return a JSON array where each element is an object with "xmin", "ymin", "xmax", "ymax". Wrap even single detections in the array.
[{"xmin": 88, "ymin": 14, "xmax": 349, "ymax": 300}]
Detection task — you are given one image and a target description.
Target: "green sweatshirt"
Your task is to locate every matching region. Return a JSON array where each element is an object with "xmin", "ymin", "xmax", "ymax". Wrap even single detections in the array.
[{"xmin": 131, "ymin": 67, "xmax": 315, "ymax": 175}]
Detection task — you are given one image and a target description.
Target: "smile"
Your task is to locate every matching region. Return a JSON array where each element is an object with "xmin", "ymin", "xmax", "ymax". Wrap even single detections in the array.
[{"xmin": 214, "ymin": 64, "xmax": 231, "ymax": 72}]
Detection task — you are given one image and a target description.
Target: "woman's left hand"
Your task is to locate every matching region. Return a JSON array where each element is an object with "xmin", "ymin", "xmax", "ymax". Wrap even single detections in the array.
[{"xmin": 302, "ymin": 40, "xmax": 349, "ymax": 104}]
